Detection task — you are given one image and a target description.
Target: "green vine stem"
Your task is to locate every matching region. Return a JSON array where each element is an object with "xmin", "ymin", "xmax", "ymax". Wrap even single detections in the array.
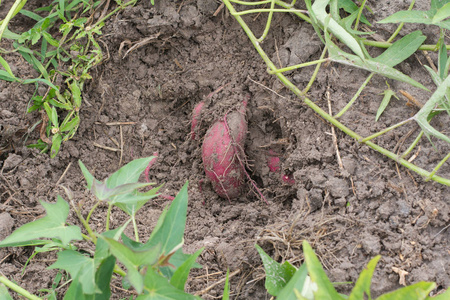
[
  {"xmin": 257, "ymin": 0, "xmax": 275, "ymax": 42},
  {"xmin": 132, "ymin": 215, "xmax": 139, "ymax": 242},
  {"xmin": 302, "ymin": 45, "xmax": 328, "ymax": 95},
  {"xmin": 359, "ymin": 118, "xmax": 413, "ymax": 143},
  {"xmin": 0, "ymin": 276, "xmax": 41, "ymax": 300},
  {"xmin": 222, "ymin": 0, "xmax": 450, "ymax": 186},
  {"xmin": 268, "ymin": 58, "xmax": 329, "ymax": 74},
  {"xmin": 387, "ymin": 0, "xmax": 415, "ymax": 42},
  {"xmin": 335, "ymin": 73, "xmax": 374, "ymax": 118},
  {"xmin": 401, "ymin": 131, "xmax": 424, "ymax": 158},
  {"xmin": 426, "ymin": 152, "xmax": 450, "ymax": 181},
  {"xmin": 353, "ymin": 0, "xmax": 368, "ymax": 31},
  {"xmin": 105, "ymin": 203, "xmax": 113, "ymax": 231}
]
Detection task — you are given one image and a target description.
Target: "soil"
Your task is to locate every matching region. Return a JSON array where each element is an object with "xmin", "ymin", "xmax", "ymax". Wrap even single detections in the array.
[{"xmin": 0, "ymin": 1, "xmax": 449, "ymax": 299}]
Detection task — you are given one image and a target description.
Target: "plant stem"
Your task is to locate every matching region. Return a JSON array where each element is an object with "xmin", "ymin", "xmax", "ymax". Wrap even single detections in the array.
[
  {"xmin": 359, "ymin": 118, "xmax": 413, "ymax": 143},
  {"xmin": 132, "ymin": 215, "xmax": 139, "ymax": 242},
  {"xmin": 233, "ymin": 8, "xmax": 307, "ymax": 17},
  {"xmin": 0, "ymin": 276, "xmax": 41, "ymax": 300},
  {"xmin": 0, "ymin": 0, "xmax": 27, "ymax": 41},
  {"xmin": 334, "ymin": 73, "xmax": 374, "ymax": 118},
  {"xmin": 92, "ymin": 0, "xmax": 138, "ymax": 28},
  {"xmin": 222, "ymin": 0, "xmax": 450, "ymax": 186},
  {"xmin": 363, "ymin": 40, "xmax": 448, "ymax": 51},
  {"xmin": 114, "ymin": 265, "xmax": 127, "ymax": 277},
  {"xmin": 70, "ymin": 200, "xmax": 97, "ymax": 243},
  {"xmin": 256, "ymin": 0, "xmax": 275, "ymax": 42},
  {"xmin": 386, "ymin": 0, "xmax": 415, "ymax": 42},
  {"xmin": 86, "ymin": 200, "xmax": 101, "ymax": 223},
  {"xmin": 269, "ymin": 58, "xmax": 329, "ymax": 74},
  {"xmin": 353, "ymin": 0, "xmax": 368, "ymax": 31},
  {"xmin": 426, "ymin": 152, "xmax": 450, "ymax": 181},
  {"xmin": 401, "ymin": 130, "xmax": 424, "ymax": 158},
  {"xmin": 302, "ymin": 45, "xmax": 328, "ymax": 95},
  {"xmin": 105, "ymin": 203, "xmax": 112, "ymax": 231}
]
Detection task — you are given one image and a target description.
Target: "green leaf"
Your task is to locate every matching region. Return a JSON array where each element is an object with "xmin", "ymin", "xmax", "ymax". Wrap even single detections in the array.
[
  {"xmin": 79, "ymin": 160, "xmax": 97, "ymax": 190},
  {"xmin": 414, "ymin": 75, "xmax": 450, "ymax": 144},
  {"xmin": 19, "ymin": 9, "xmax": 44, "ymax": 21},
  {"xmin": 70, "ymin": 81, "xmax": 82, "ymax": 108},
  {"xmin": 312, "ymin": 0, "xmax": 365, "ymax": 58},
  {"xmin": 433, "ymin": 2, "xmax": 450, "ymax": 23},
  {"xmin": 50, "ymin": 133, "xmax": 62, "ymax": 158},
  {"xmin": 3, "ymin": 28, "xmax": 21, "ymax": 40},
  {"xmin": 376, "ymin": 89, "xmax": 398, "ymax": 121},
  {"xmin": 432, "ymin": 0, "xmax": 450, "ymax": 10},
  {"xmin": 60, "ymin": 115, "xmax": 79, "ymax": 132},
  {"xmin": 373, "ymin": 31, "xmax": 426, "ymax": 67},
  {"xmin": 145, "ymin": 182, "xmax": 189, "ymax": 255},
  {"xmin": 42, "ymin": 31, "xmax": 60, "ymax": 47},
  {"xmin": 107, "ymin": 156, "xmax": 157, "ymax": 189},
  {"xmin": 48, "ymin": 250, "xmax": 99, "ymax": 294},
  {"xmin": 51, "ymin": 106, "xmax": 58, "ymax": 127},
  {"xmin": 160, "ymin": 248, "xmax": 202, "ymax": 280},
  {"xmin": 29, "ymin": 52, "xmax": 50, "ymax": 79},
  {"xmin": 137, "ymin": 267, "xmax": 200, "ymax": 300},
  {"xmin": 427, "ymin": 288, "xmax": 450, "ymax": 300},
  {"xmin": 0, "ymin": 283, "xmax": 13, "ymax": 300},
  {"xmin": 338, "ymin": 0, "xmax": 371, "ymax": 26},
  {"xmin": 170, "ymin": 248, "xmax": 203, "ymax": 290},
  {"xmin": 100, "ymin": 236, "xmax": 161, "ymax": 294},
  {"xmin": 276, "ymin": 264, "xmax": 311, "ymax": 300},
  {"xmin": 0, "ymin": 70, "xmax": 17, "ymax": 82},
  {"xmin": 378, "ymin": 9, "xmax": 450, "ymax": 31},
  {"xmin": 349, "ymin": 256, "xmax": 380, "ymax": 300},
  {"xmin": 113, "ymin": 185, "xmax": 162, "ymax": 216},
  {"xmin": 303, "ymin": 240, "xmax": 345, "ymax": 300},
  {"xmin": 92, "ymin": 181, "xmax": 155, "ymax": 201},
  {"xmin": 0, "ymin": 55, "xmax": 16, "ymax": 80},
  {"xmin": 222, "ymin": 269, "xmax": 230, "ymax": 300},
  {"xmin": 376, "ymin": 282, "xmax": 436, "ymax": 300},
  {"xmin": 0, "ymin": 196, "xmax": 82, "ymax": 247},
  {"xmin": 22, "ymin": 78, "xmax": 59, "ymax": 90},
  {"xmin": 43, "ymin": 102, "xmax": 54, "ymax": 125},
  {"xmin": 438, "ymin": 42, "xmax": 448, "ymax": 80},
  {"xmin": 326, "ymin": 32, "xmax": 429, "ymax": 91},
  {"xmin": 255, "ymin": 244, "xmax": 296, "ymax": 296}
]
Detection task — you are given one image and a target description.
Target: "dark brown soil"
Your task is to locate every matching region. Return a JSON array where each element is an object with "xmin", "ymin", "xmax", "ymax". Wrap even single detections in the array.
[{"xmin": 0, "ymin": 1, "xmax": 449, "ymax": 299}]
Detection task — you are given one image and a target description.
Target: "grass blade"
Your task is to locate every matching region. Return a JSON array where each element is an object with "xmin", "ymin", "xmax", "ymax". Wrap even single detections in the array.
[{"xmin": 0, "ymin": 55, "xmax": 17, "ymax": 79}]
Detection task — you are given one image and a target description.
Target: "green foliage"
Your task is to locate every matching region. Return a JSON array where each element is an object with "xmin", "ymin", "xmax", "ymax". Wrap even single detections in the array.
[
  {"xmin": 378, "ymin": 0, "xmax": 450, "ymax": 30},
  {"xmin": 255, "ymin": 240, "xmax": 445, "ymax": 299},
  {"xmin": 222, "ymin": 270, "xmax": 230, "ymax": 300},
  {"xmin": 376, "ymin": 86, "xmax": 398, "ymax": 122},
  {"xmin": 0, "ymin": 196, "xmax": 82, "ymax": 247},
  {"xmin": 255, "ymin": 244, "xmax": 297, "ymax": 296},
  {"xmin": 0, "ymin": 157, "xmax": 203, "ymax": 299},
  {"xmin": 0, "ymin": 0, "xmax": 141, "ymax": 157},
  {"xmin": 222, "ymin": 0, "xmax": 450, "ymax": 186}
]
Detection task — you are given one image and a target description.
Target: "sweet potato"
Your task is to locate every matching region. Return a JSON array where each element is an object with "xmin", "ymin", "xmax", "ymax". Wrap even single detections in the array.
[
  {"xmin": 191, "ymin": 101, "xmax": 205, "ymax": 140},
  {"xmin": 202, "ymin": 100, "xmax": 248, "ymax": 199}
]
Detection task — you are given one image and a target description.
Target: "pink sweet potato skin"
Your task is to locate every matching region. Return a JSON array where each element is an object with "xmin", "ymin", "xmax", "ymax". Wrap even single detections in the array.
[
  {"xmin": 202, "ymin": 101, "xmax": 248, "ymax": 199},
  {"xmin": 191, "ymin": 101, "xmax": 205, "ymax": 140}
]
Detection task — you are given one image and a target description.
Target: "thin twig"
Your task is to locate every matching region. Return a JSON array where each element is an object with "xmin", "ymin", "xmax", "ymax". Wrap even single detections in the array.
[
  {"xmin": 119, "ymin": 125, "xmax": 124, "ymax": 167},
  {"xmin": 93, "ymin": 142, "xmax": 120, "ymax": 152},
  {"xmin": 247, "ymin": 76, "xmax": 286, "ymax": 99},
  {"xmin": 326, "ymin": 87, "xmax": 343, "ymax": 170},
  {"xmin": 194, "ymin": 269, "xmax": 240, "ymax": 296}
]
